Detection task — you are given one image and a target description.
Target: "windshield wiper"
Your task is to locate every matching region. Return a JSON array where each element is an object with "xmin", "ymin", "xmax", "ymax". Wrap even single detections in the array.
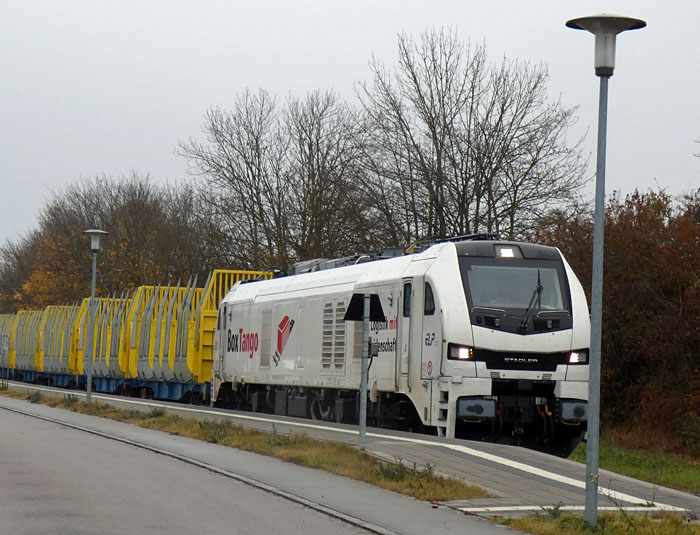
[
  {"xmin": 536, "ymin": 309, "xmax": 570, "ymax": 318},
  {"xmin": 471, "ymin": 306, "xmax": 507, "ymax": 317},
  {"xmin": 519, "ymin": 269, "xmax": 543, "ymax": 332}
]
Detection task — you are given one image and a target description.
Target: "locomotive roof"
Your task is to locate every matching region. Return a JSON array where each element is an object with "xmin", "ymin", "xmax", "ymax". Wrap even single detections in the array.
[
  {"xmin": 221, "ymin": 243, "xmax": 443, "ymax": 304},
  {"xmin": 220, "ymin": 240, "xmax": 562, "ymax": 305},
  {"xmin": 454, "ymin": 240, "xmax": 561, "ymax": 261}
]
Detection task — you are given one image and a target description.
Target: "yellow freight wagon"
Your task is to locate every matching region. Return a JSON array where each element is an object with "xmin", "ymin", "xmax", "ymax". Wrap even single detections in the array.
[{"xmin": 0, "ymin": 269, "xmax": 272, "ymax": 400}]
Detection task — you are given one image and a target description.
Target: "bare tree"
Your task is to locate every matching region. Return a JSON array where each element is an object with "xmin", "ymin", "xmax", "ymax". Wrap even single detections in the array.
[
  {"xmin": 179, "ymin": 89, "xmax": 290, "ymax": 268},
  {"xmin": 284, "ymin": 90, "xmax": 377, "ymax": 258},
  {"xmin": 0, "ymin": 173, "xmax": 223, "ymax": 311},
  {"xmin": 0, "ymin": 232, "xmax": 41, "ymax": 312},
  {"xmin": 358, "ymin": 28, "xmax": 587, "ymax": 241},
  {"xmin": 161, "ymin": 183, "xmax": 232, "ymax": 276},
  {"xmin": 180, "ymin": 89, "xmax": 384, "ymax": 266}
]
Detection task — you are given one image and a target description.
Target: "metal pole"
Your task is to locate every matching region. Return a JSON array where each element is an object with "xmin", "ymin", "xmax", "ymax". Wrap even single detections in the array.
[
  {"xmin": 1, "ymin": 335, "xmax": 8, "ymax": 386},
  {"xmin": 6, "ymin": 335, "xmax": 9, "ymax": 382},
  {"xmin": 359, "ymin": 293, "xmax": 370, "ymax": 445},
  {"xmin": 86, "ymin": 249, "xmax": 97, "ymax": 404},
  {"xmin": 585, "ymin": 74, "xmax": 609, "ymax": 530}
]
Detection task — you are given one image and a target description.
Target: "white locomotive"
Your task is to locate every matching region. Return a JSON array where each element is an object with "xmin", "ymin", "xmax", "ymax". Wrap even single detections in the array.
[{"xmin": 212, "ymin": 236, "xmax": 589, "ymax": 445}]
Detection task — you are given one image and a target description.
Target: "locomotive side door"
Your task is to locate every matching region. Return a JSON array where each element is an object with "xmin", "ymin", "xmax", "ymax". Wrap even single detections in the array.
[
  {"xmin": 420, "ymin": 280, "xmax": 441, "ymax": 380},
  {"xmin": 399, "ymin": 279, "xmax": 413, "ymax": 381},
  {"xmin": 399, "ymin": 277, "xmax": 426, "ymax": 394},
  {"xmin": 211, "ymin": 305, "xmax": 227, "ymax": 405},
  {"xmin": 215, "ymin": 305, "xmax": 227, "ymax": 379}
]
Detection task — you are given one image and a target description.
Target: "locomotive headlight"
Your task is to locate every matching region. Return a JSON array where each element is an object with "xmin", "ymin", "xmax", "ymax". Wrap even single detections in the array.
[
  {"xmin": 568, "ymin": 350, "xmax": 589, "ymax": 364},
  {"xmin": 449, "ymin": 344, "xmax": 473, "ymax": 360},
  {"xmin": 495, "ymin": 245, "xmax": 522, "ymax": 258}
]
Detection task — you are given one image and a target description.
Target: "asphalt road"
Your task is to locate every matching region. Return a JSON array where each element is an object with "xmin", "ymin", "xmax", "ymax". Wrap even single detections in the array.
[{"xmin": 0, "ymin": 408, "xmax": 370, "ymax": 535}]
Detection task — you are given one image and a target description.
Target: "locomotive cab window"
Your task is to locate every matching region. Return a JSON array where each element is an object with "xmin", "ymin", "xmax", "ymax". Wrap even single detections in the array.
[
  {"xmin": 403, "ymin": 282, "xmax": 412, "ymax": 317},
  {"xmin": 424, "ymin": 282, "xmax": 435, "ymax": 316}
]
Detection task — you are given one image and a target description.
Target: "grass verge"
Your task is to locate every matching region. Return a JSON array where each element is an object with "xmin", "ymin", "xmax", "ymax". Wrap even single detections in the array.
[
  {"xmin": 0, "ymin": 389, "xmax": 485, "ymax": 502},
  {"xmin": 569, "ymin": 441, "xmax": 700, "ymax": 494},
  {"xmin": 499, "ymin": 511, "xmax": 700, "ymax": 535}
]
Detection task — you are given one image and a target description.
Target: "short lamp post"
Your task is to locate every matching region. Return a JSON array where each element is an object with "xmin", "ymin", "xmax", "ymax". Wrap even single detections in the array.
[
  {"xmin": 83, "ymin": 229, "xmax": 108, "ymax": 404},
  {"xmin": 566, "ymin": 14, "xmax": 645, "ymax": 530}
]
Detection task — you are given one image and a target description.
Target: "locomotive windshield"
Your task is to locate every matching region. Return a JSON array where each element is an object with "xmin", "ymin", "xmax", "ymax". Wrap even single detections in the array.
[
  {"xmin": 459, "ymin": 255, "xmax": 572, "ymax": 333},
  {"xmin": 467, "ymin": 264, "xmax": 564, "ymax": 310}
]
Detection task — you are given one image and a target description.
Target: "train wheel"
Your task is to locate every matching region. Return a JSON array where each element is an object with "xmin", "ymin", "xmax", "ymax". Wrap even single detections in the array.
[{"xmin": 310, "ymin": 393, "xmax": 334, "ymax": 421}]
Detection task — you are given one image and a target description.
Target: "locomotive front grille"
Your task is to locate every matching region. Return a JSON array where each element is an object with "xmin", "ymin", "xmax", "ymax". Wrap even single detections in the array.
[
  {"xmin": 492, "ymin": 378, "xmax": 556, "ymax": 396},
  {"xmin": 473, "ymin": 349, "xmax": 568, "ymax": 371}
]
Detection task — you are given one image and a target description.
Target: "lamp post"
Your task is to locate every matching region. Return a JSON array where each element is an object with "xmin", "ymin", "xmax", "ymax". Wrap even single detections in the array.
[
  {"xmin": 358, "ymin": 294, "xmax": 370, "ymax": 445},
  {"xmin": 83, "ymin": 229, "xmax": 108, "ymax": 404},
  {"xmin": 566, "ymin": 14, "xmax": 645, "ymax": 530}
]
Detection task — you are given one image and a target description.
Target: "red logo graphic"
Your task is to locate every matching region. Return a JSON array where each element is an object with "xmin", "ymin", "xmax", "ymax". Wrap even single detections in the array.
[
  {"xmin": 273, "ymin": 315, "xmax": 295, "ymax": 366},
  {"xmin": 278, "ymin": 315, "xmax": 293, "ymax": 354}
]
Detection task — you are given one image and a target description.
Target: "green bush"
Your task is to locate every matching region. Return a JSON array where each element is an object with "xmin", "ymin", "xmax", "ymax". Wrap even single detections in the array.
[
  {"xmin": 63, "ymin": 394, "xmax": 80, "ymax": 409},
  {"xmin": 375, "ymin": 458, "xmax": 435, "ymax": 481},
  {"xmin": 264, "ymin": 432, "xmax": 296, "ymax": 448},
  {"xmin": 149, "ymin": 408, "xmax": 165, "ymax": 418},
  {"xmin": 199, "ymin": 420, "xmax": 229, "ymax": 444}
]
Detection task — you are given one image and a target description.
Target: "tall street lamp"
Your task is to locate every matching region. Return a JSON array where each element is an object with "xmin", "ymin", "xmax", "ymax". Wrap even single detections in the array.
[
  {"xmin": 566, "ymin": 13, "xmax": 645, "ymax": 530},
  {"xmin": 83, "ymin": 229, "xmax": 108, "ymax": 404}
]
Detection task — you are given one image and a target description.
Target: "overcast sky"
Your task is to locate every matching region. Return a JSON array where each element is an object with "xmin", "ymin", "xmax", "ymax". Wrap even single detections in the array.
[{"xmin": 1, "ymin": 1, "xmax": 698, "ymax": 245}]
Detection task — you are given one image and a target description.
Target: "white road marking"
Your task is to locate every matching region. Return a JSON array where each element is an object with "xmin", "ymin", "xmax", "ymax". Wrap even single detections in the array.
[
  {"xmin": 436, "ymin": 442, "xmax": 686, "ymax": 512},
  {"xmin": 460, "ymin": 505, "xmax": 681, "ymax": 513},
  {"xmin": 9, "ymin": 382, "xmax": 689, "ymax": 512}
]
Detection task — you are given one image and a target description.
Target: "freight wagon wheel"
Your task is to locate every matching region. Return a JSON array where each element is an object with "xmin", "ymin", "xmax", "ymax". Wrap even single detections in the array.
[{"xmin": 310, "ymin": 393, "xmax": 333, "ymax": 421}]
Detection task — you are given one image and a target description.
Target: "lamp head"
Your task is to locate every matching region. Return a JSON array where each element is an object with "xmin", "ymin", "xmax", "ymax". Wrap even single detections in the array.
[
  {"xmin": 566, "ymin": 14, "xmax": 646, "ymax": 77},
  {"xmin": 83, "ymin": 229, "xmax": 108, "ymax": 252}
]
